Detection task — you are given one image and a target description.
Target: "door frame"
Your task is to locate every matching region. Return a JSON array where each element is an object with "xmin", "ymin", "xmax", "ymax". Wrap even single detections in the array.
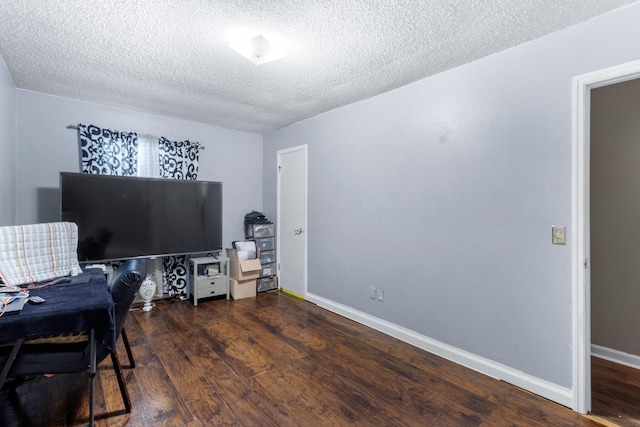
[
  {"xmin": 572, "ymin": 58, "xmax": 640, "ymax": 414},
  {"xmin": 276, "ymin": 144, "xmax": 308, "ymax": 298}
]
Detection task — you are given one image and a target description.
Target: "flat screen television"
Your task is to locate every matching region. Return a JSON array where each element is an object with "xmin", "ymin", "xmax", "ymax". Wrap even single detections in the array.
[{"xmin": 60, "ymin": 172, "xmax": 223, "ymax": 263}]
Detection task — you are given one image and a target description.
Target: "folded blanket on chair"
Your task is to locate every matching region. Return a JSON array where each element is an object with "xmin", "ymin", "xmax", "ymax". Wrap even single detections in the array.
[{"xmin": 0, "ymin": 222, "xmax": 82, "ymax": 286}]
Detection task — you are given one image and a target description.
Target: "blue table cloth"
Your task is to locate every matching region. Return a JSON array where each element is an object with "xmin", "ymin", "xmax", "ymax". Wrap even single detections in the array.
[{"xmin": 0, "ymin": 268, "xmax": 115, "ymax": 351}]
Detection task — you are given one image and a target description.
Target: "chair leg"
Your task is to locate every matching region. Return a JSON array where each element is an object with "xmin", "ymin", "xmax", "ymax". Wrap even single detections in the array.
[
  {"xmin": 0, "ymin": 338, "xmax": 24, "ymax": 389},
  {"xmin": 110, "ymin": 352, "xmax": 132, "ymax": 414},
  {"xmin": 120, "ymin": 328, "xmax": 135, "ymax": 369}
]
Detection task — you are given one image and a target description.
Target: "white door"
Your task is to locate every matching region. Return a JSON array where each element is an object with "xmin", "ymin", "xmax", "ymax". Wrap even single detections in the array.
[{"xmin": 277, "ymin": 145, "xmax": 307, "ymax": 298}]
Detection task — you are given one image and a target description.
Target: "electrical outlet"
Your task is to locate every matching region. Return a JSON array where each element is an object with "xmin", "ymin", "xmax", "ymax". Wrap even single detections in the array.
[
  {"xmin": 376, "ymin": 288, "xmax": 384, "ymax": 302},
  {"xmin": 369, "ymin": 287, "xmax": 376, "ymax": 299}
]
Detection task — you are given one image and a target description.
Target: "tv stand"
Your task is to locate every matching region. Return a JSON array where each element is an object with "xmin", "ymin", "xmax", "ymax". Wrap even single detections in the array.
[{"xmin": 188, "ymin": 256, "xmax": 229, "ymax": 306}]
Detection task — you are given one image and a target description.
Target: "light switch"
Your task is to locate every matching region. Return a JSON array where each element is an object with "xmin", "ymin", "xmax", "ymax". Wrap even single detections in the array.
[{"xmin": 552, "ymin": 226, "xmax": 566, "ymax": 245}]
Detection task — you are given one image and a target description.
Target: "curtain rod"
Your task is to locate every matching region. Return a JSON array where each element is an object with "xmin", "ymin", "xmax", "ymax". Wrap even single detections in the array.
[{"xmin": 66, "ymin": 124, "xmax": 205, "ymax": 150}]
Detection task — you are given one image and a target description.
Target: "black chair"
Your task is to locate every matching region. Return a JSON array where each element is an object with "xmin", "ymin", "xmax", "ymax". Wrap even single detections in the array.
[{"xmin": 0, "ymin": 259, "xmax": 147, "ymax": 415}]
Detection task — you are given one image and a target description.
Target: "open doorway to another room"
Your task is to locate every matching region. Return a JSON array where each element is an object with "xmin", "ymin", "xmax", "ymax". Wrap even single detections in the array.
[
  {"xmin": 589, "ymin": 77, "xmax": 640, "ymax": 426},
  {"xmin": 573, "ymin": 58, "xmax": 640, "ymax": 422}
]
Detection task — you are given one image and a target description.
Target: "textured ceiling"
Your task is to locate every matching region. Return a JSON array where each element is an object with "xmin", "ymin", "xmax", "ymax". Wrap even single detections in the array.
[{"xmin": 0, "ymin": 0, "xmax": 637, "ymax": 134}]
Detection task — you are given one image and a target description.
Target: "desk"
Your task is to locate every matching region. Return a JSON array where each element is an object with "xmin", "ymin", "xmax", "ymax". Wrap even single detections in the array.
[{"xmin": 0, "ymin": 268, "xmax": 115, "ymax": 426}]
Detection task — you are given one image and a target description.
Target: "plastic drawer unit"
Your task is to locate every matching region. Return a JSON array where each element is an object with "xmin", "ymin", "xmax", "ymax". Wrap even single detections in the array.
[
  {"xmin": 254, "ymin": 237, "xmax": 275, "ymax": 252},
  {"xmin": 259, "ymin": 250, "xmax": 276, "ymax": 264},
  {"xmin": 257, "ymin": 276, "xmax": 278, "ymax": 292},
  {"xmin": 260, "ymin": 262, "xmax": 276, "ymax": 278},
  {"xmin": 245, "ymin": 223, "xmax": 275, "ymax": 239}
]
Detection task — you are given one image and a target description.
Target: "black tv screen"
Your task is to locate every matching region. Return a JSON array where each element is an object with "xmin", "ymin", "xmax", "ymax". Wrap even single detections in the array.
[{"xmin": 60, "ymin": 172, "xmax": 223, "ymax": 262}]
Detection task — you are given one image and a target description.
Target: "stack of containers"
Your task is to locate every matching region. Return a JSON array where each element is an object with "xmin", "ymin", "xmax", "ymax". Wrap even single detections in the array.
[{"xmin": 244, "ymin": 212, "xmax": 278, "ymax": 292}]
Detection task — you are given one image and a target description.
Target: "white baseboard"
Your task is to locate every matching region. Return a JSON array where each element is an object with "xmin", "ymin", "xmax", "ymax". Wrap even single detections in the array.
[
  {"xmin": 591, "ymin": 344, "xmax": 640, "ymax": 371},
  {"xmin": 305, "ymin": 292, "xmax": 573, "ymax": 409}
]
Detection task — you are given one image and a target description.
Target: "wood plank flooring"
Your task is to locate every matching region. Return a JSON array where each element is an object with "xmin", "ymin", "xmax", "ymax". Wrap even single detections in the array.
[
  {"xmin": 0, "ymin": 291, "xmax": 624, "ymax": 426},
  {"xmin": 591, "ymin": 356, "xmax": 640, "ymax": 427}
]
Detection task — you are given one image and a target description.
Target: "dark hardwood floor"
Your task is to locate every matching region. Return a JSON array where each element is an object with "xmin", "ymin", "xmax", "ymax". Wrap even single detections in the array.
[
  {"xmin": 591, "ymin": 356, "xmax": 640, "ymax": 427},
  {"xmin": 0, "ymin": 291, "xmax": 625, "ymax": 426}
]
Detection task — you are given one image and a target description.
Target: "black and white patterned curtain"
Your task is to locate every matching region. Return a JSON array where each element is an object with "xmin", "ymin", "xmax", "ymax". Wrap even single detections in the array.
[
  {"xmin": 159, "ymin": 137, "xmax": 200, "ymax": 180},
  {"xmin": 157, "ymin": 137, "xmax": 200, "ymax": 295},
  {"xmin": 77, "ymin": 124, "xmax": 200, "ymax": 296},
  {"xmin": 78, "ymin": 124, "xmax": 138, "ymax": 175}
]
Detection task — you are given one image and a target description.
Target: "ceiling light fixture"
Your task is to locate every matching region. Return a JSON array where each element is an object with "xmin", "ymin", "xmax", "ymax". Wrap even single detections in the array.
[{"xmin": 229, "ymin": 34, "xmax": 286, "ymax": 65}]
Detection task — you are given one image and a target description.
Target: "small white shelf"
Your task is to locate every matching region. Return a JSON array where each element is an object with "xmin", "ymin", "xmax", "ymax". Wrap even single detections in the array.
[{"xmin": 189, "ymin": 256, "xmax": 229, "ymax": 306}]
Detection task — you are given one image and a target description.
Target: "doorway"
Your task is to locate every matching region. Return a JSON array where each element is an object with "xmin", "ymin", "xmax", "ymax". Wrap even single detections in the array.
[
  {"xmin": 573, "ymin": 59, "xmax": 640, "ymax": 414},
  {"xmin": 276, "ymin": 145, "xmax": 308, "ymax": 299}
]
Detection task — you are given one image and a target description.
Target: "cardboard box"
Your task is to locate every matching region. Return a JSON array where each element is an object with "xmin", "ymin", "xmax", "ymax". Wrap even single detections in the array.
[
  {"xmin": 230, "ymin": 278, "xmax": 257, "ymax": 300},
  {"xmin": 226, "ymin": 248, "xmax": 262, "ymax": 280}
]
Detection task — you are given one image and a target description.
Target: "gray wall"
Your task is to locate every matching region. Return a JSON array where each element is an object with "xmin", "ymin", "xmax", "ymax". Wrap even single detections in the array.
[
  {"xmin": 263, "ymin": 3, "xmax": 640, "ymax": 388},
  {"xmin": 14, "ymin": 90, "xmax": 263, "ymax": 246},
  {"xmin": 591, "ymin": 78, "xmax": 640, "ymax": 356},
  {"xmin": 0, "ymin": 54, "xmax": 16, "ymax": 226}
]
